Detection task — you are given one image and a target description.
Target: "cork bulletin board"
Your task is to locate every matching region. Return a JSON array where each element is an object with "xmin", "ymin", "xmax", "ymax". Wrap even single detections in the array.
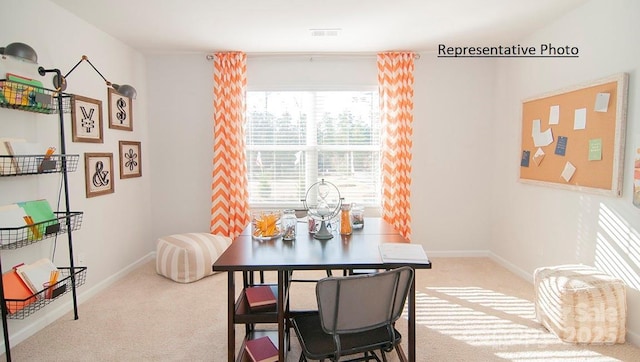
[{"xmin": 519, "ymin": 73, "xmax": 628, "ymax": 196}]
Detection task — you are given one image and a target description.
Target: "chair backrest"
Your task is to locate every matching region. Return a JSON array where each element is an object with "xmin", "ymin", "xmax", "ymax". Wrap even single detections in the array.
[{"xmin": 315, "ymin": 266, "xmax": 414, "ymax": 335}]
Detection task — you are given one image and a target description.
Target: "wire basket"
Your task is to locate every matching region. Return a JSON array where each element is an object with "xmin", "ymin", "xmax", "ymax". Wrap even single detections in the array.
[
  {"xmin": 0, "ymin": 212, "xmax": 83, "ymax": 250},
  {"xmin": 0, "ymin": 154, "xmax": 79, "ymax": 176},
  {"xmin": 0, "ymin": 79, "xmax": 71, "ymax": 114},
  {"xmin": 4, "ymin": 266, "xmax": 87, "ymax": 320}
]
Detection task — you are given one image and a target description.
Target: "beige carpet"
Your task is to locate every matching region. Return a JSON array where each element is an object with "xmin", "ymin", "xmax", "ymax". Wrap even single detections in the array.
[{"xmin": 4, "ymin": 257, "xmax": 639, "ymax": 361}]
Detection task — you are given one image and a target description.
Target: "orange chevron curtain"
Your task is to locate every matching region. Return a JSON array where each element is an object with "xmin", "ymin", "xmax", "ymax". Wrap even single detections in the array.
[
  {"xmin": 210, "ymin": 52, "xmax": 251, "ymax": 239},
  {"xmin": 377, "ymin": 52, "xmax": 415, "ymax": 240}
]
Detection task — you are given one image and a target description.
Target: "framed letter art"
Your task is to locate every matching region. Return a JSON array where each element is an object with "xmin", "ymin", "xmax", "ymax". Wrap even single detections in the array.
[
  {"xmin": 71, "ymin": 95, "xmax": 103, "ymax": 143},
  {"xmin": 119, "ymin": 140, "xmax": 142, "ymax": 178},
  {"xmin": 84, "ymin": 153, "xmax": 115, "ymax": 198},
  {"xmin": 108, "ymin": 88, "xmax": 133, "ymax": 131}
]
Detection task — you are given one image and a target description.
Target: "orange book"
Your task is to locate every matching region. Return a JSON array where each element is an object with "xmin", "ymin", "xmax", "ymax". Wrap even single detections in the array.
[
  {"xmin": 244, "ymin": 285, "xmax": 276, "ymax": 309},
  {"xmin": 245, "ymin": 336, "xmax": 278, "ymax": 362},
  {"xmin": 2, "ymin": 267, "xmax": 37, "ymax": 314}
]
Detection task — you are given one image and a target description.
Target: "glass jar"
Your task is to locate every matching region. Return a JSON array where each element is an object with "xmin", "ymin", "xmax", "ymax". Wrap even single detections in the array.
[
  {"xmin": 251, "ymin": 210, "xmax": 282, "ymax": 240},
  {"xmin": 340, "ymin": 204, "xmax": 352, "ymax": 235},
  {"xmin": 308, "ymin": 216, "xmax": 317, "ymax": 234},
  {"xmin": 350, "ymin": 204, "xmax": 364, "ymax": 229},
  {"xmin": 282, "ymin": 209, "xmax": 297, "ymax": 241}
]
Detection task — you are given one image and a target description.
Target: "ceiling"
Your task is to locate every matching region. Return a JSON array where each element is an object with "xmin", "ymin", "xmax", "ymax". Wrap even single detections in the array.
[{"xmin": 50, "ymin": 0, "xmax": 587, "ymax": 55}]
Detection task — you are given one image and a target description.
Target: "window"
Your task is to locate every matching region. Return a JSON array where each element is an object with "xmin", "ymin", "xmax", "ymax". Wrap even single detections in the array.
[{"xmin": 245, "ymin": 90, "xmax": 381, "ymax": 208}]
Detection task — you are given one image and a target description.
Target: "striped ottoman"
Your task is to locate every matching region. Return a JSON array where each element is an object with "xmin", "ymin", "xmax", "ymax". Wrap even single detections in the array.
[
  {"xmin": 534, "ymin": 264, "xmax": 627, "ymax": 344},
  {"xmin": 156, "ymin": 233, "xmax": 231, "ymax": 283}
]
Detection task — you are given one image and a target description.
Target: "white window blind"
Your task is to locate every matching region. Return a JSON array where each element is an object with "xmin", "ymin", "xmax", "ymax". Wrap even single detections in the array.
[{"xmin": 245, "ymin": 90, "xmax": 381, "ymax": 207}]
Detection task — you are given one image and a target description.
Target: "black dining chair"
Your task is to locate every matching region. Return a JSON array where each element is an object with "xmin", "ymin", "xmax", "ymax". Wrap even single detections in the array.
[{"xmin": 290, "ymin": 266, "xmax": 414, "ymax": 362}]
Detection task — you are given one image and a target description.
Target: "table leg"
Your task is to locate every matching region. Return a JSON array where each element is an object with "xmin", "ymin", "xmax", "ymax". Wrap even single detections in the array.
[
  {"xmin": 277, "ymin": 270, "xmax": 286, "ymax": 361},
  {"xmin": 227, "ymin": 271, "xmax": 235, "ymax": 362},
  {"xmin": 408, "ymin": 271, "xmax": 416, "ymax": 362}
]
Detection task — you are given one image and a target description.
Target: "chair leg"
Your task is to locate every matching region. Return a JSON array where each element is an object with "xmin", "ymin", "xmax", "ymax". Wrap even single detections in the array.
[
  {"xmin": 394, "ymin": 343, "xmax": 408, "ymax": 362},
  {"xmin": 380, "ymin": 348, "xmax": 388, "ymax": 362}
]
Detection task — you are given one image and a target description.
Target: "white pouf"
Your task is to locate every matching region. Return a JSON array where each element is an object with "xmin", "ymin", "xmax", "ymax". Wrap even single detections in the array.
[
  {"xmin": 533, "ymin": 264, "xmax": 627, "ymax": 344},
  {"xmin": 156, "ymin": 233, "xmax": 231, "ymax": 283}
]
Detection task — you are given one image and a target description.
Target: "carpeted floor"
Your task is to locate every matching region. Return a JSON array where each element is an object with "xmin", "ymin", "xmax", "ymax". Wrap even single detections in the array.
[{"xmin": 4, "ymin": 257, "xmax": 639, "ymax": 361}]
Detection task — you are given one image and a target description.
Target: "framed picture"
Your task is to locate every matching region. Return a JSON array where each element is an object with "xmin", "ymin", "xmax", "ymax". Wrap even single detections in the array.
[
  {"xmin": 71, "ymin": 95, "xmax": 103, "ymax": 143},
  {"xmin": 119, "ymin": 140, "xmax": 142, "ymax": 178},
  {"xmin": 84, "ymin": 153, "xmax": 115, "ymax": 198},
  {"xmin": 108, "ymin": 88, "xmax": 133, "ymax": 131}
]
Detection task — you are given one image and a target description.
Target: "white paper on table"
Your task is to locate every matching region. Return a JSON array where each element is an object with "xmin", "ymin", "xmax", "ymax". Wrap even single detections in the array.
[
  {"xmin": 549, "ymin": 105, "xmax": 560, "ymax": 125},
  {"xmin": 594, "ymin": 93, "xmax": 610, "ymax": 112},
  {"xmin": 574, "ymin": 108, "xmax": 587, "ymax": 130},
  {"xmin": 561, "ymin": 162, "xmax": 576, "ymax": 182}
]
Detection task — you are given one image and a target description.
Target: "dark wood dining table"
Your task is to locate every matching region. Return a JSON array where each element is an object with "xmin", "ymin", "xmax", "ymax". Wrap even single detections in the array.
[{"xmin": 213, "ymin": 217, "xmax": 431, "ymax": 361}]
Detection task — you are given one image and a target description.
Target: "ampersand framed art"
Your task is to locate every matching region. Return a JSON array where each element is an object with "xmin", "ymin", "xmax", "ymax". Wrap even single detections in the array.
[
  {"xmin": 71, "ymin": 95, "xmax": 103, "ymax": 143},
  {"xmin": 84, "ymin": 152, "xmax": 115, "ymax": 198},
  {"xmin": 108, "ymin": 88, "xmax": 133, "ymax": 131}
]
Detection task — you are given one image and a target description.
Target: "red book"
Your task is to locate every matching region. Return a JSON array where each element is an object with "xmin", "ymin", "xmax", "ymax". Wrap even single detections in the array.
[
  {"xmin": 245, "ymin": 285, "xmax": 276, "ymax": 309},
  {"xmin": 245, "ymin": 336, "xmax": 278, "ymax": 362}
]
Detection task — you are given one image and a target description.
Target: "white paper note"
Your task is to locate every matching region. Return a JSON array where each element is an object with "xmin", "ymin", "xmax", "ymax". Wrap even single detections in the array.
[
  {"xmin": 594, "ymin": 93, "xmax": 610, "ymax": 112},
  {"xmin": 532, "ymin": 119, "xmax": 541, "ymax": 136},
  {"xmin": 549, "ymin": 105, "xmax": 560, "ymax": 125},
  {"xmin": 531, "ymin": 119, "xmax": 553, "ymax": 147},
  {"xmin": 533, "ymin": 148, "xmax": 545, "ymax": 166},
  {"xmin": 561, "ymin": 162, "xmax": 576, "ymax": 182},
  {"xmin": 535, "ymin": 130, "xmax": 553, "ymax": 147},
  {"xmin": 574, "ymin": 108, "xmax": 587, "ymax": 130}
]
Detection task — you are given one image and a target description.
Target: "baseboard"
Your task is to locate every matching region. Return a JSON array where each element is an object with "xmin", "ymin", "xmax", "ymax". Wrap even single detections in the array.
[
  {"xmin": 488, "ymin": 251, "xmax": 534, "ymax": 282},
  {"xmin": 1, "ymin": 252, "xmax": 155, "ymax": 352},
  {"xmin": 427, "ymin": 251, "xmax": 534, "ymax": 283},
  {"xmin": 75, "ymin": 252, "xmax": 155, "ymax": 305},
  {"xmin": 627, "ymin": 330, "xmax": 640, "ymax": 347},
  {"xmin": 425, "ymin": 250, "xmax": 490, "ymax": 258}
]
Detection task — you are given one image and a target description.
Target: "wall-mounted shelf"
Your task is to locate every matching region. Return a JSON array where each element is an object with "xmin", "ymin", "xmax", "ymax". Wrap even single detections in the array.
[
  {"xmin": 0, "ymin": 79, "xmax": 70, "ymax": 114},
  {"xmin": 0, "ymin": 154, "xmax": 79, "ymax": 177},
  {"xmin": 0, "ymin": 212, "xmax": 83, "ymax": 250},
  {"xmin": 4, "ymin": 266, "xmax": 87, "ymax": 320}
]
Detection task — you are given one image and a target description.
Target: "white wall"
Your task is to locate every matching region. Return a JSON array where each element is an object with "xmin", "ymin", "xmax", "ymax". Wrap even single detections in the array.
[
  {"xmin": 491, "ymin": 0, "xmax": 640, "ymax": 343},
  {"xmin": 1, "ymin": 0, "xmax": 152, "ymax": 349},
  {"xmin": 147, "ymin": 54, "xmax": 215, "ymax": 239},
  {"xmin": 412, "ymin": 56, "xmax": 495, "ymax": 254}
]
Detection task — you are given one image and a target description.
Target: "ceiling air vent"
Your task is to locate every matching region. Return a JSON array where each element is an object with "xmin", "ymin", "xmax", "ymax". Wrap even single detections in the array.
[{"xmin": 310, "ymin": 28, "xmax": 341, "ymax": 37}]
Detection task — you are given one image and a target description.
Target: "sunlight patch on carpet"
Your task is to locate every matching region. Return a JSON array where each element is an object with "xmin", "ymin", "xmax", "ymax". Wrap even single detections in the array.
[{"xmin": 403, "ymin": 286, "xmax": 624, "ymax": 361}]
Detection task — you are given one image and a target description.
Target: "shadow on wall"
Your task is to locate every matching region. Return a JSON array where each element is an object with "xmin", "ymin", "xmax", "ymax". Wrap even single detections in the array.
[{"xmin": 594, "ymin": 203, "xmax": 640, "ymax": 290}]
